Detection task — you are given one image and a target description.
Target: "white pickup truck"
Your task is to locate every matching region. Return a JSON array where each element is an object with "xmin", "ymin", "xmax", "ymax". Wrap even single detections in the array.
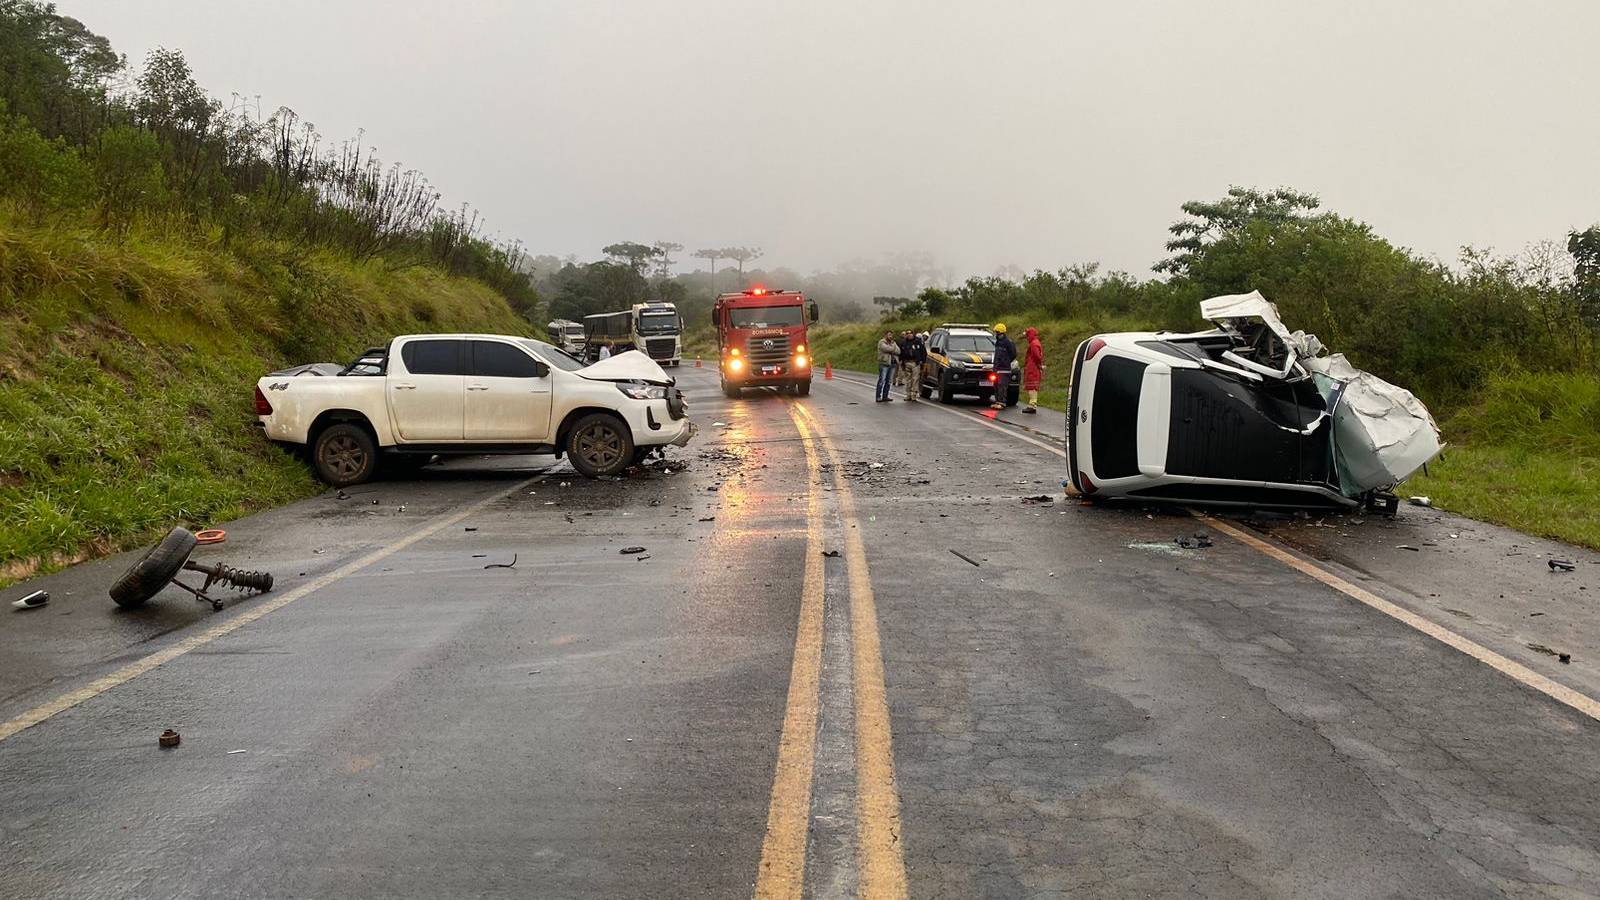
[{"xmin": 254, "ymin": 334, "xmax": 695, "ymax": 486}]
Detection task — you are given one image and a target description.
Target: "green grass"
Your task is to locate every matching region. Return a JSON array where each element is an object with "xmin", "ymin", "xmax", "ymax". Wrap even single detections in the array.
[
  {"xmin": 0, "ymin": 215, "xmax": 532, "ymax": 585},
  {"xmin": 1409, "ymin": 446, "xmax": 1600, "ymax": 549}
]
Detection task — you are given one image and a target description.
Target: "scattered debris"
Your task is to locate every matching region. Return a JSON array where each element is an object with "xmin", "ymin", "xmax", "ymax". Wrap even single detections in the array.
[
  {"xmin": 698, "ymin": 517, "xmax": 716, "ymax": 522},
  {"xmin": 471, "ymin": 554, "xmax": 487, "ymax": 559},
  {"xmin": 464, "ymin": 526, "xmax": 478, "ymax": 532},
  {"xmin": 1527, "ymin": 643, "xmax": 1573, "ymax": 665},
  {"xmin": 821, "ymin": 550, "xmax": 841, "ymax": 558},
  {"xmin": 227, "ymin": 749, "xmax": 248, "ymax": 755},
  {"xmin": 620, "ymin": 547, "xmax": 647, "ymax": 555},
  {"xmin": 950, "ymin": 549, "xmax": 981, "ymax": 567},
  {"xmin": 1408, "ymin": 496, "xmax": 1432, "ymax": 507},
  {"xmin": 335, "ymin": 490, "xmax": 350, "ymax": 500},
  {"xmin": 1176, "ymin": 533, "xmax": 1214, "ymax": 549},
  {"xmin": 194, "ymin": 529, "xmax": 226, "ymax": 545},
  {"xmin": 1021, "ymin": 495, "xmax": 1055, "ymax": 504},
  {"xmin": 713, "ymin": 421, "xmax": 728, "ymax": 427},
  {"xmin": 10, "ymin": 590, "xmax": 48, "ymax": 611},
  {"xmin": 1549, "ymin": 559, "xmax": 1577, "ymax": 572},
  {"xmin": 1397, "ymin": 545, "xmax": 1421, "ymax": 552},
  {"xmin": 868, "ymin": 462, "xmax": 885, "ymax": 469},
  {"xmin": 636, "ymin": 555, "xmax": 651, "ymax": 561},
  {"xmin": 158, "ymin": 729, "xmax": 181, "ymax": 749},
  {"xmin": 483, "ymin": 554, "xmax": 518, "ymax": 570}
]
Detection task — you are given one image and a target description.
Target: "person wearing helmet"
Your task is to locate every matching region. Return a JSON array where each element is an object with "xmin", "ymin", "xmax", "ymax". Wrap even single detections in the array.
[{"xmin": 990, "ymin": 323, "xmax": 1016, "ymax": 410}]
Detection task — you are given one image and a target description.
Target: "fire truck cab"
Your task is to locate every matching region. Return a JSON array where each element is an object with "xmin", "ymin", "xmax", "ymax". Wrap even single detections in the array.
[{"xmin": 713, "ymin": 287, "xmax": 819, "ymax": 398}]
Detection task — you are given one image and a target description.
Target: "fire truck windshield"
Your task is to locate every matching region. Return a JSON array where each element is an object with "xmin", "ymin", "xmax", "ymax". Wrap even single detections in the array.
[{"xmin": 730, "ymin": 306, "xmax": 804, "ymax": 328}]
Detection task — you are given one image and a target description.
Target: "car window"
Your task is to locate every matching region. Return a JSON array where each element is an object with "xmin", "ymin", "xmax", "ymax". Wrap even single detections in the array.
[
  {"xmin": 730, "ymin": 306, "xmax": 804, "ymax": 328},
  {"xmin": 472, "ymin": 340, "xmax": 544, "ymax": 378},
  {"xmin": 946, "ymin": 334, "xmax": 994, "ymax": 353},
  {"xmin": 518, "ymin": 339, "xmax": 587, "ymax": 372},
  {"xmin": 401, "ymin": 339, "xmax": 464, "ymax": 376}
]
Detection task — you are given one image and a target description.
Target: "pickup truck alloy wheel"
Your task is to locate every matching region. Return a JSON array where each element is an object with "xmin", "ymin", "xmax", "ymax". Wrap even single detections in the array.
[
  {"xmin": 314, "ymin": 423, "xmax": 377, "ymax": 487},
  {"xmin": 567, "ymin": 413, "xmax": 634, "ymax": 477}
]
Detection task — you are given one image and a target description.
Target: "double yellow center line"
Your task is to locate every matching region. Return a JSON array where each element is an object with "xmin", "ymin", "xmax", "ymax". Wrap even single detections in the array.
[{"xmin": 754, "ymin": 403, "xmax": 908, "ymax": 899}]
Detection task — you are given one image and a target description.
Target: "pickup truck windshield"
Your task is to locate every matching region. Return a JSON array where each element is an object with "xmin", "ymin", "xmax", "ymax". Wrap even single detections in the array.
[
  {"xmin": 638, "ymin": 312, "xmax": 680, "ymax": 335},
  {"xmin": 945, "ymin": 334, "xmax": 995, "ymax": 353},
  {"xmin": 519, "ymin": 339, "xmax": 587, "ymax": 372},
  {"xmin": 730, "ymin": 306, "xmax": 804, "ymax": 328}
]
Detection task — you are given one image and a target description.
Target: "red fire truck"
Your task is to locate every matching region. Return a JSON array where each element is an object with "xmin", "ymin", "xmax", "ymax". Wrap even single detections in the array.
[{"xmin": 712, "ymin": 287, "xmax": 819, "ymax": 398}]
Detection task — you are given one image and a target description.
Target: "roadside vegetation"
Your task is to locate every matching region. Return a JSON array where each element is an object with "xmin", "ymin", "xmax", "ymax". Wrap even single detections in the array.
[{"xmin": 0, "ymin": 3, "xmax": 535, "ymax": 584}]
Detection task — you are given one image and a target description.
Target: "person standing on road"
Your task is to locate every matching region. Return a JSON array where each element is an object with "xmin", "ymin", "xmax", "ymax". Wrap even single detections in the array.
[
  {"xmin": 991, "ymin": 323, "xmax": 1016, "ymax": 410},
  {"xmin": 1021, "ymin": 326, "xmax": 1044, "ymax": 414},
  {"xmin": 876, "ymin": 330, "xmax": 899, "ymax": 402},
  {"xmin": 901, "ymin": 330, "xmax": 926, "ymax": 401}
]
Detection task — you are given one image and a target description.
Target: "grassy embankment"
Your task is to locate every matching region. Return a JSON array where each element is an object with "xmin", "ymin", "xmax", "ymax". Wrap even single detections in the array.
[
  {"xmin": 791, "ymin": 315, "xmax": 1600, "ymax": 550},
  {"xmin": 0, "ymin": 217, "xmax": 532, "ymax": 585}
]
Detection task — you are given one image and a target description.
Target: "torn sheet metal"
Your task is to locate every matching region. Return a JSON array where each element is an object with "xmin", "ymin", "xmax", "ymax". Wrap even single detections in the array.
[{"xmin": 1306, "ymin": 353, "xmax": 1443, "ymax": 494}]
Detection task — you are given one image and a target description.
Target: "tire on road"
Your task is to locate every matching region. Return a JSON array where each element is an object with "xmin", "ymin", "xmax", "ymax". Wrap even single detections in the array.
[
  {"xmin": 938, "ymin": 373, "xmax": 954, "ymax": 404},
  {"xmin": 109, "ymin": 526, "xmax": 197, "ymax": 608},
  {"xmin": 795, "ymin": 380, "xmax": 811, "ymax": 397},
  {"xmin": 313, "ymin": 423, "xmax": 378, "ymax": 487},
  {"xmin": 567, "ymin": 412, "xmax": 634, "ymax": 478},
  {"xmin": 722, "ymin": 382, "xmax": 741, "ymax": 399},
  {"xmin": 1006, "ymin": 387, "xmax": 1020, "ymax": 407}
]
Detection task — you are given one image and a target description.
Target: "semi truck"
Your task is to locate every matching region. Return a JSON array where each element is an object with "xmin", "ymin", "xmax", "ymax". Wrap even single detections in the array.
[
  {"xmin": 582, "ymin": 302, "xmax": 684, "ymax": 365},
  {"xmin": 545, "ymin": 319, "xmax": 586, "ymax": 355},
  {"xmin": 713, "ymin": 287, "xmax": 819, "ymax": 397}
]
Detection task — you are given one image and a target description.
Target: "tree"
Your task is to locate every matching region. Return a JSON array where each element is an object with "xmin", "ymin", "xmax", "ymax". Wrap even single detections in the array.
[
  {"xmin": 873, "ymin": 295, "xmax": 910, "ymax": 317},
  {"xmin": 692, "ymin": 247, "xmax": 720, "ymax": 274},
  {"xmin": 601, "ymin": 241, "xmax": 662, "ymax": 276},
  {"xmin": 721, "ymin": 246, "xmax": 763, "ymax": 282},
  {"xmin": 1156, "ymin": 186, "xmax": 1322, "ymax": 276},
  {"xmin": 651, "ymin": 240, "xmax": 682, "ymax": 278},
  {"xmin": 1570, "ymin": 226, "xmax": 1600, "ymax": 334}
]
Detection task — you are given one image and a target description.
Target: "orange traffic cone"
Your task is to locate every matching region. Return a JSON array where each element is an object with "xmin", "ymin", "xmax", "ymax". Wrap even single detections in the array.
[
  {"xmin": 824, "ymin": 360, "xmax": 833, "ymax": 380},
  {"xmin": 694, "ymin": 357, "xmax": 702, "ymax": 368}
]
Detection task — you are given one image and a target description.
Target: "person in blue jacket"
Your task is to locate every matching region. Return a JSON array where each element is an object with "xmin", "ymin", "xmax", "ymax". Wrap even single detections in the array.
[{"xmin": 990, "ymin": 323, "xmax": 1016, "ymax": 410}]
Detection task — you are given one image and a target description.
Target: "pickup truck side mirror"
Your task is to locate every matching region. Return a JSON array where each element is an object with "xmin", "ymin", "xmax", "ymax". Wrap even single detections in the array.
[
  {"xmin": 808, "ymin": 301, "xmax": 819, "ymax": 323},
  {"xmin": 533, "ymin": 361, "xmax": 549, "ymax": 377}
]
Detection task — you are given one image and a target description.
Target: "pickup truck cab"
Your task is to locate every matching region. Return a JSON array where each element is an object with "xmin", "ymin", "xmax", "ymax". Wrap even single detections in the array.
[{"xmin": 254, "ymin": 334, "xmax": 694, "ymax": 486}]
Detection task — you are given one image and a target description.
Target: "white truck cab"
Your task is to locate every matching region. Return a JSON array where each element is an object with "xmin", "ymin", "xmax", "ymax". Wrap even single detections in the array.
[{"xmin": 255, "ymin": 335, "xmax": 694, "ymax": 486}]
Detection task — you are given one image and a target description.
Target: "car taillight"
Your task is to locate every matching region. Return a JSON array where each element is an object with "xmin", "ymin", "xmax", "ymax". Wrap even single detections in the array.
[
  {"xmin": 1079, "ymin": 474, "xmax": 1097, "ymax": 494},
  {"xmin": 253, "ymin": 386, "xmax": 273, "ymax": 416},
  {"xmin": 1084, "ymin": 337, "xmax": 1107, "ymax": 361},
  {"xmin": 986, "ymin": 372, "xmax": 997, "ymax": 384}
]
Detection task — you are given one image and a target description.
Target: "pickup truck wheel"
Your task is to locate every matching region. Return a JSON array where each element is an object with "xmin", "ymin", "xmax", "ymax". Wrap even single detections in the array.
[
  {"xmin": 314, "ymin": 424, "xmax": 377, "ymax": 487},
  {"xmin": 938, "ymin": 373, "xmax": 954, "ymax": 404},
  {"xmin": 568, "ymin": 413, "xmax": 633, "ymax": 478},
  {"xmin": 109, "ymin": 526, "xmax": 196, "ymax": 608}
]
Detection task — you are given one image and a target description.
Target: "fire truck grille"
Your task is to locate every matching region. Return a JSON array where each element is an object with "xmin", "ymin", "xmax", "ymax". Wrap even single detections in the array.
[{"xmin": 746, "ymin": 335, "xmax": 790, "ymax": 365}]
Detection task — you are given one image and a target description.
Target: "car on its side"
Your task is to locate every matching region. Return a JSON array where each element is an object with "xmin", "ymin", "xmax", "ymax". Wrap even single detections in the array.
[
  {"xmin": 919, "ymin": 324, "xmax": 1021, "ymax": 406},
  {"xmin": 254, "ymin": 335, "xmax": 695, "ymax": 486},
  {"xmin": 1067, "ymin": 292, "xmax": 1441, "ymax": 510}
]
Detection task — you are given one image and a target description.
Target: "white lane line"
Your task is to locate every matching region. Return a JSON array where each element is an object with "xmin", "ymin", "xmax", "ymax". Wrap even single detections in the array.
[
  {"xmin": 817, "ymin": 369, "xmax": 1600, "ymax": 723},
  {"xmin": 0, "ymin": 473, "xmax": 549, "ymax": 744}
]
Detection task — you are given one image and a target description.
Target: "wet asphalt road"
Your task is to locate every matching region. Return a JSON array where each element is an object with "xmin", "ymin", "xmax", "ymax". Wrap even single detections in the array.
[{"xmin": 3, "ymin": 367, "xmax": 1600, "ymax": 899}]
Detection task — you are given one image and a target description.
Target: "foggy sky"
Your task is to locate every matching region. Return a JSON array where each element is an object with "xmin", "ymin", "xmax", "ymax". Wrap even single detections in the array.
[{"xmin": 69, "ymin": 0, "xmax": 1600, "ymax": 279}]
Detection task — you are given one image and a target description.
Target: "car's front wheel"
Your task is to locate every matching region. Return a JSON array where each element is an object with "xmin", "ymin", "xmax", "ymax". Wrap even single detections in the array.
[
  {"xmin": 938, "ymin": 373, "xmax": 954, "ymax": 404},
  {"xmin": 567, "ymin": 413, "xmax": 634, "ymax": 478},
  {"xmin": 313, "ymin": 423, "xmax": 378, "ymax": 487}
]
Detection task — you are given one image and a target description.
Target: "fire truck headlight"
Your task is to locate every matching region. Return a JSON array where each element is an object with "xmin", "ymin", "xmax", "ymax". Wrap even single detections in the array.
[
  {"xmin": 728, "ymin": 358, "xmax": 744, "ymax": 372},
  {"xmin": 794, "ymin": 354, "xmax": 809, "ymax": 368}
]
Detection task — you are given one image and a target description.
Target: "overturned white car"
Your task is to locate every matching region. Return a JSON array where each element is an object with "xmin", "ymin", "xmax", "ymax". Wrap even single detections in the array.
[{"xmin": 1066, "ymin": 292, "xmax": 1442, "ymax": 511}]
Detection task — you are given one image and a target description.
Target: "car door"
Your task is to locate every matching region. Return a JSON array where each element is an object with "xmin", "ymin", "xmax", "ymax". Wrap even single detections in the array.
[
  {"xmin": 465, "ymin": 339, "xmax": 553, "ymax": 442},
  {"xmin": 389, "ymin": 338, "xmax": 466, "ymax": 441}
]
